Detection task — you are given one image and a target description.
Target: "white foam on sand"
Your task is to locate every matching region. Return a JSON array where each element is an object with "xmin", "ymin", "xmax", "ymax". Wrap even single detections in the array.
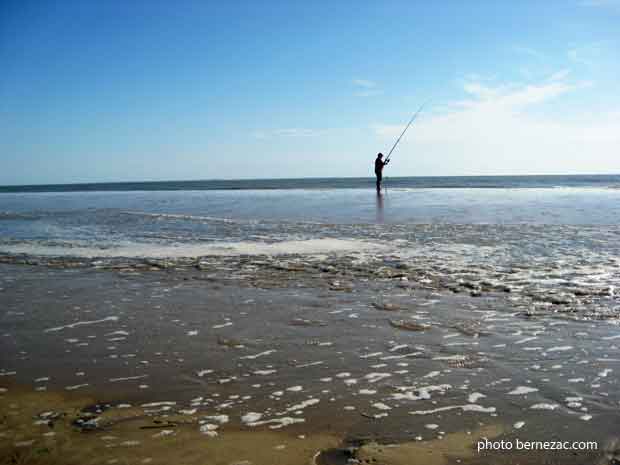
[
  {"xmin": 1, "ymin": 238, "xmax": 387, "ymax": 258},
  {"xmin": 109, "ymin": 375, "xmax": 148, "ymax": 383},
  {"xmin": 240, "ymin": 350, "xmax": 276, "ymax": 360},
  {"xmin": 364, "ymin": 373, "xmax": 391, "ymax": 383},
  {"xmin": 392, "ymin": 384, "xmax": 452, "ymax": 401},
  {"xmin": 245, "ymin": 417, "xmax": 305, "ymax": 429},
  {"xmin": 507, "ymin": 386, "xmax": 538, "ymax": 395},
  {"xmin": 205, "ymin": 415, "xmax": 229, "ymax": 424},
  {"xmin": 284, "ymin": 398, "xmax": 320, "ymax": 413},
  {"xmin": 410, "ymin": 404, "xmax": 496, "ymax": 415},
  {"xmin": 241, "ymin": 412, "xmax": 263, "ymax": 424},
  {"xmin": 530, "ymin": 403, "xmax": 559, "ymax": 410},
  {"xmin": 546, "ymin": 346, "xmax": 573, "ymax": 352},
  {"xmin": 372, "ymin": 402, "xmax": 392, "ymax": 411},
  {"xmin": 468, "ymin": 392, "xmax": 486, "ymax": 403},
  {"xmin": 44, "ymin": 316, "xmax": 119, "ymax": 333}
]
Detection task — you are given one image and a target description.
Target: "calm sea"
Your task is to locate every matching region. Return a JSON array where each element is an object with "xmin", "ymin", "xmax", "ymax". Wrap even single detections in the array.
[
  {"xmin": 1, "ymin": 174, "xmax": 619, "ymax": 193},
  {"xmin": 1, "ymin": 174, "xmax": 620, "ymax": 261}
]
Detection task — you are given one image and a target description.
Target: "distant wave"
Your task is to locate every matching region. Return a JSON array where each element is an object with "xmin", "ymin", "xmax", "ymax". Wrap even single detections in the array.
[
  {"xmin": 0, "ymin": 238, "xmax": 386, "ymax": 259},
  {"xmin": 2, "ymin": 175, "xmax": 620, "ymax": 193},
  {"xmin": 120, "ymin": 211, "xmax": 243, "ymax": 224},
  {"xmin": 120, "ymin": 211, "xmax": 328, "ymax": 226},
  {"xmin": 0, "ymin": 211, "xmax": 40, "ymax": 220}
]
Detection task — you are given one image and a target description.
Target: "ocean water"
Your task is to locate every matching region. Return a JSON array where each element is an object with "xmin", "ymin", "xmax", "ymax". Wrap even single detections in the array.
[
  {"xmin": 1, "ymin": 176, "xmax": 620, "ymax": 258},
  {"xmin": 2, "ymin": 174, "xmax": 620, "ymax": 193}
]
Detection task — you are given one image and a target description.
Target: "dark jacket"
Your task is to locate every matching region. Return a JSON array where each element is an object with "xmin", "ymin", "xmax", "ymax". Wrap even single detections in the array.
[{"xmin": 375, "ymin": 158, "xmax": 386, "ymax": 176}]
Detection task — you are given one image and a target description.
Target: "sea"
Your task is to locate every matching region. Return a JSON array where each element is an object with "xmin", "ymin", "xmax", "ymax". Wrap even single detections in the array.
[
  {"xmin": 2, "ymin": 174, "xmax": 620, "ymax": 300},
  {"xmin": 1, "ymin": 175, "xmax": 620, "ymax": 255}
]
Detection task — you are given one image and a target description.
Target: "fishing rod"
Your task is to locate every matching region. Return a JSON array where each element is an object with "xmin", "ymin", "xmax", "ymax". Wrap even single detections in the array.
[{"xmin": 385, "ymin": 101, "xmax": 428, "ymax": 163}]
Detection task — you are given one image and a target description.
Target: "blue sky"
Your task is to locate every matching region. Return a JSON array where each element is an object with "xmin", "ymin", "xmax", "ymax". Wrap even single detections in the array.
[{"xmin": 1, "ymin": 0, "xmax": 619, "ymax": 185}]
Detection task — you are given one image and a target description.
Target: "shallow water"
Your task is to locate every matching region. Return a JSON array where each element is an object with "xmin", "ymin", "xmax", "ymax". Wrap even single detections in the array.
[
  {"xmin": 1, "ymin": 186, "xmax": 620, "ymax": 251},
  {"xmin": 2, "ymin": 188, "xmax": 620, "ymax": 321}
]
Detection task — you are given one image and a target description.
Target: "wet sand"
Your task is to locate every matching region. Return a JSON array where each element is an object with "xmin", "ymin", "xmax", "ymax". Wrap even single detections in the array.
[{"xmin": 1, "ymin": 257, "xmax": 619, "ymax": 464}]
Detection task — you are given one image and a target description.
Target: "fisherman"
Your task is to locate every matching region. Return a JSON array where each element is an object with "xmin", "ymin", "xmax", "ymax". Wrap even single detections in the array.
[{"xmin": 374, "ymin": 152, "xmax": 389, "ymax": 194}]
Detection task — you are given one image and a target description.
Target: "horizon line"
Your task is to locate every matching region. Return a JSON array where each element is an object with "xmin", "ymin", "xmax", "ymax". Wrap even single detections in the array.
[{"xmin": 1, "ymin": 172, "xmax": 619, "ymax": 190}]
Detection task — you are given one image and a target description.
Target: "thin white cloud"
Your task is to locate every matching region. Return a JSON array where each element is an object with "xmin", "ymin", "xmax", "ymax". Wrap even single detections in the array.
[
  {"xmin": 254, "ymin": 128, "xmax": 319, "ymax": 139},
  {"xmin": 274, "ymin": 128, "xmax": 317, "ymax": 137},
  {"xmin": 352, "ymin": 79, "xmax": 377, "ymax": 88},
  {"xmin": 352, "ymin": 78, "xmax": 383, "ymax": 97},
  {"xmin": 374, "ymin": 75, "xmax": 583, "ymax": 138},
  {"xmin": 370, "ymin": 74, "xmax": 618, "ymax": 175},
  {"xmin": 547, "ymin": 69, "xmax": 571, "ymax": 81},
  {"xmin": 459, "ymin": 77, "xmax": 581, "ymax": 108},
  {"xmin": 579, "ymin": 0, "xmax": 620, "ymax": 6},
  {"xmin": 463, "ymin": 82, "xmax": 505, "ymax": 99},
  {"xmin": 493, "ymin": 81, "xmax": 576, "ymax": 106}
]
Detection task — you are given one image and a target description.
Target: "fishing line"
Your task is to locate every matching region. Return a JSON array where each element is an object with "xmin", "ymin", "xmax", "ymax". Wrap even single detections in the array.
[
  {"xmin": 382, "ymin": 101, "xmax": 428, "ymax": 194},
  {"xmin": 385, "ymin": 101, "xmax": 428, "ymax": 163}
]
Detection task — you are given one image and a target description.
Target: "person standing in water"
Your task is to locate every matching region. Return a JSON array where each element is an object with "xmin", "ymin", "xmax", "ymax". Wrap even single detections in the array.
[{"xmin": 374, "ymin": 153, "xmax": 389, "ymax": 194}]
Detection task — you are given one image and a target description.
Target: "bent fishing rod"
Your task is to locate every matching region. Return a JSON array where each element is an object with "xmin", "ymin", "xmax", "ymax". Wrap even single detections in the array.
[{"xmin": 385, "ymin": 101, "xmax": 428, "ymax": 163}]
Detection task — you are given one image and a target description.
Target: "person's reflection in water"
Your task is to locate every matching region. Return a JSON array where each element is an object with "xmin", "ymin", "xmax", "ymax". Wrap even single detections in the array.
[{"xmin": 376, "ymin": 192, "xmax": 384, "ymax": 223}]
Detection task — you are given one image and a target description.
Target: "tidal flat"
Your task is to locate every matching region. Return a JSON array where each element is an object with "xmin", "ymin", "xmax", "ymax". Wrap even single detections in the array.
[{"xmin": 1, "ymin": 248, "xmax": 619, "ymax": 465}]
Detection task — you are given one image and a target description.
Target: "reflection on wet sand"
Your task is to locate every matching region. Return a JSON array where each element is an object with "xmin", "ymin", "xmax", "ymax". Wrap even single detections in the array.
[
  {"xmin": 376, "ymin": 193, "xmax": 384, "ymax": 223},
  {"xmin": 1, "ymin": 258, "xmax": 617, "ymax": 464},
  {"xmin": 377, "ymin": 190, "xmax": 385, "ymax": 224}
]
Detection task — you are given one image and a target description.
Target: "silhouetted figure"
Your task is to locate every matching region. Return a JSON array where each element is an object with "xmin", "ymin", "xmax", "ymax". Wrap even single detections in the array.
[{"xmin": 374, "ymin": 153, "xmax": 389, "ymax": 194}]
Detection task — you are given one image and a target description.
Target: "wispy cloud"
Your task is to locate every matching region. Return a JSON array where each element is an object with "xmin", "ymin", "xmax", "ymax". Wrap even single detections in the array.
[
  {"xmin": 253, "ymin": 128, "xmax": 320, "ymax": 139},
  {"xmin": 458, "ymin": 74, "xmax": 582, "ymax": 108},
  {"xmin": 352, "ymin": 78, "xmax": 383, "ymax": 97},
  {"xmin": 352, "ymin": 79, "xmax": 377, "ymax": 88},
  {"xmin": 547, "ymin": 69, "xmax": 570, "ymax": 81},
  {"xmin": 370, "ymin": 72, "xmax": 617, "ymax": 175},
  {"xmin": 579, "ymin": 0, "xmax": 620, "ymax": 7}
]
